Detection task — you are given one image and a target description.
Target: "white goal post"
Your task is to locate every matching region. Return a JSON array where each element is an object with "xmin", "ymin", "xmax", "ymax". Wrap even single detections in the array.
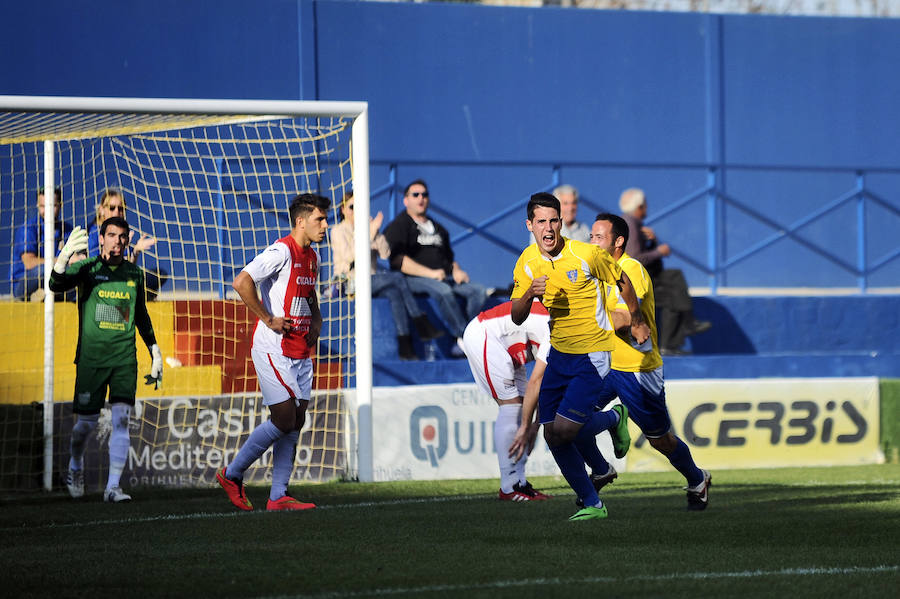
[{"xmin": 0, "ymin": 96, "xmax": 374, "ymax": 490}]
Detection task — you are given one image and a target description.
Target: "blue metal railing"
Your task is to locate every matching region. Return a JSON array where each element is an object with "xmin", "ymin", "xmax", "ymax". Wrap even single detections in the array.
[{"xmin": 371, "ymin": 163, "xmax": 900, "ymax": 295}]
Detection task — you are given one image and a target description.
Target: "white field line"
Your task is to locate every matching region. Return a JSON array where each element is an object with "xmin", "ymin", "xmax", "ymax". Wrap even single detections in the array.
[
  {"xmin": 267, "ymin": 566, "xmax": 900, "ymax": 599},
  {"xmin": 0, "ymin": 494, "xmax": 494, "ymax": 532}
]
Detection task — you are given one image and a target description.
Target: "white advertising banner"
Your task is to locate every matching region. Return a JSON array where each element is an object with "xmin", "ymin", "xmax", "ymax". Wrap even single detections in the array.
[
  {"xmin": 370, "ymin": 378, "xmax": 882, "ymax": 481},
  {"xmin": 370, "ymin": 383, "xmax": 622, "ymax": 482}
]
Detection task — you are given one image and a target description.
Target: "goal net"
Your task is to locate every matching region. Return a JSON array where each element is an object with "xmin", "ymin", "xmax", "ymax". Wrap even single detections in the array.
[{"xmin": 0, "ymin": 97, "xmax": 372, "ymax": 494}]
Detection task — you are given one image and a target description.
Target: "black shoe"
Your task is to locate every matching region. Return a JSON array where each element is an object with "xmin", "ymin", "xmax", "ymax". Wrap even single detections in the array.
[
  {"xmin": 412, "ymin": 316, "xmax": 445, "ymax": 341},
  {"xmin": 685, "ymin": 320, "xmax": 712, "ymax": 336},
  {"xmin": 660, "ymin": 347, "xmax": 691, "ymax": 356},
  {"xmin": 396, "ymin": 335, "xmax": 418, "ymax": 360}
]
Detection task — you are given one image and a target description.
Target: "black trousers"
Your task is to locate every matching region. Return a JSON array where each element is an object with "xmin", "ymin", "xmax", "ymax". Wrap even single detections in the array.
[{"xmin": 652, "ymin": 268, "xmax": 696, "ymax": 350}]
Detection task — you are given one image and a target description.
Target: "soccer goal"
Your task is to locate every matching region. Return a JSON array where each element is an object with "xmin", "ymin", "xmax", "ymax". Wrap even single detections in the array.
[{"xmin": 0, "ymin": 96, "xmax": 374, "ymax": 493}]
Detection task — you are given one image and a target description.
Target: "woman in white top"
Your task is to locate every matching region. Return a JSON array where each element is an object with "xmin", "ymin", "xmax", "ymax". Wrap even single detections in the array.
[{"xmin": 330, "ymin": 193, "xmax": 443, "ymax": 360}]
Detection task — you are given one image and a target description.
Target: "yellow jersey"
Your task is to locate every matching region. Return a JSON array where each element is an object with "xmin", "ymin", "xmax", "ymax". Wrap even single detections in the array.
[
  {"xmin": 511, "ymin": 239, "xmax": 623, "ymax": 354},
  {"xmin": 609, "ymin": 252, "xmax": 663, "ymax": 372}
]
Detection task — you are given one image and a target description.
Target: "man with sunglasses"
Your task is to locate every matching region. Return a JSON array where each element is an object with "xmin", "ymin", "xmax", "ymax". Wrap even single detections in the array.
[{"xmin": 383, "ymin": 179, "xmax": 488, "ymax": 355}]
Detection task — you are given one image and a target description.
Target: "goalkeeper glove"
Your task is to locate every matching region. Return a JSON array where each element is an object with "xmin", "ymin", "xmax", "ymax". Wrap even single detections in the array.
[
  {"xmin": 53, "ymin": 226, "xmax": 89, "ymax": 274},
  {"xmin": 144, "ymin": 344, "xmax": 163, "ymax": 390}
]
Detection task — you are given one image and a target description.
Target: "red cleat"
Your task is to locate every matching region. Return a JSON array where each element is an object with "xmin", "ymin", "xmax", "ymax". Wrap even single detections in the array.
[
  {"xmin": 266, "ymin": 495, "xmax": 317, "ymax": 511},
  {"xmin": 216, "ymin": 467, "xmax": 253, "ymax": 511}
]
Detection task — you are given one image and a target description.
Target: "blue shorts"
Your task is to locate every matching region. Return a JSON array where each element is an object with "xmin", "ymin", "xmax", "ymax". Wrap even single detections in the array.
[
  {"xmin": 597, "ymin": 367, "xmax": 671, "ymax": 438},
  {"xmin": 538, "ymin": 347, "xmax": 610, "ymax": 425}
]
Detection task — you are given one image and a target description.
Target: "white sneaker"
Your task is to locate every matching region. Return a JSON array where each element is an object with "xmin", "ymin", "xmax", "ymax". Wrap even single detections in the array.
[
  {"xmin": 104, "ymin": 486, "xmax": 132, "ymax": 503},
  {"xmin": 65, "ymin": 468, "xmax": 84, "ymax": 499}
]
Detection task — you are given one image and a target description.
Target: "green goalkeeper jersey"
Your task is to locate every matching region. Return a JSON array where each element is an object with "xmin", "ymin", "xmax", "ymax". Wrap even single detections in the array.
[{"xmin": 49, "ymin": 256, "xmax": 157, "ymax": 368}]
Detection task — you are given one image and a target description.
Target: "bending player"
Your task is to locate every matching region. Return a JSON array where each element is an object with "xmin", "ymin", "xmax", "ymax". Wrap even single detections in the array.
[
  {"xmin": 588, "ymin": 213, "xmax": 710, "ymax": 510},
  {"xmin": 460, "ymin": 300, "xmax": 552, "ymax": 501},
  {"xmin": 217, "ymin": 193, "xmax": 329, "ymax": 512},
  {"xmin": 50, "ymin": 217, "xmax": 163, "ymax": 503},
  {"xmin": 509, "ymin": 192, "xmax": 650, "ymax": 521}
]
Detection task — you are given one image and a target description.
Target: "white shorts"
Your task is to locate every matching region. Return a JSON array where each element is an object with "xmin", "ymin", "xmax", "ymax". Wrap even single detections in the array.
[
  {"xmin": 461, "ymin": 319, "xmax": 526, "ymax": 401},
  {"xmin": 251, "ymin": 348, "xmax": 313, "ymax": 406}
]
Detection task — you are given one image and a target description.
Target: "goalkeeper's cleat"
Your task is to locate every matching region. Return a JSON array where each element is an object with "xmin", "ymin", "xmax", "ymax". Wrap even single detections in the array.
[
  {"xmin": 569, "ymin": 504, "xmax": 609, "ymax": 521},
  {"xmin": 266, "ymin": 495, "xmax": 316, "ymax": 511},
  {"xmin": 103, "ymin": 486, "xmax": 132, "ymax": 503},
  {"xmin": 575, "ymin": 465, "xmax": 618, "ymax": 507},
  {"xmin": 517, "ymin": 481, "xmax": 551, "ymax": 500},
  {"xmin": 685, "ymin": 469, "xmax": 712, "ymax": 511},
  {"xmin": 216, "ymin": 467, "xmax": 253, "ymax": 511},
  {"xmin": 65, "ymin": 468, "xmax": 84, "ymax": 499},
  {"xmin": 610, "ymin": 404, "xmax": 631, "ymax": 459}
]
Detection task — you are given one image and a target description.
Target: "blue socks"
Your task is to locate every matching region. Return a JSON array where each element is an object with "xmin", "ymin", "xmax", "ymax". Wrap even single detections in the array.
[
  {"xmin": 574, "ymin": 425, "xmax": 612, "ymax": 476},
  {"xmin": 668, "ymin": 438, "xmax": 704, "ymax": 488},
  {"xmin": 549, "ymin": 441, "xmax": 600, "ymax": 508}
]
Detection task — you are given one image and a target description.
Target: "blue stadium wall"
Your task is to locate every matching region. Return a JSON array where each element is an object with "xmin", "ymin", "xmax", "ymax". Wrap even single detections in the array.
[{"xmin": 2, "ymin": 0, "xmax": 899, "ymax": 292}]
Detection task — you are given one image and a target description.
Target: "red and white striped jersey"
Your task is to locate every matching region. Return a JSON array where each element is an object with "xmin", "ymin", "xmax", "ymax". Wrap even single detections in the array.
[
  {"xmin": 242, "ymin": 235, "xmax": 318, "ymax": 359},
  {"xmin": 476, "ymin": 301, "xmax": 550, "ymax": 367}
]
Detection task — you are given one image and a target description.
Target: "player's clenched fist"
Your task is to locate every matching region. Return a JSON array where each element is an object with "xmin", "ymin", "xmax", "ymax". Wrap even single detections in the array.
[{"xmin": 530, "ymin": 275, "xmax": 548, "ymax": 298}]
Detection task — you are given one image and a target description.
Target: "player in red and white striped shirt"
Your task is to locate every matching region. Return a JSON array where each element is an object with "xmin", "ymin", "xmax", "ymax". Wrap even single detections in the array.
[
  {"xmin": 460, "ymin": 300, "xmax": 552, "ymax": 501},
  {"xmin": 217, "ymin": 193, "xmax": 329, "ymax": 512}
]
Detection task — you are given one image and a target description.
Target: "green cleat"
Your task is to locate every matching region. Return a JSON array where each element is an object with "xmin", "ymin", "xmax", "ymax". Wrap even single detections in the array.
[
  {"xmin": 569, "ymin": 505, "xmax": 609, "ymax": 521},
  {"xmin": 610, "ymin": 404, "xmax": 631, "ymax": 459}
]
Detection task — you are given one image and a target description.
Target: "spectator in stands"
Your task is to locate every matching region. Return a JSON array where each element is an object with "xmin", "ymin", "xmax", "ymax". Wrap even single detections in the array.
[
  {"xmin": 82, "ymin": 188, "xmax": 168, "ymax": 300},
  {"xmin": 384, "ymin": 179, "xmax": 488, "ymax": 356},
  {"xmin": 11, "ymin": 187, "xmax": 74, "ymax": 301},
  {"xmin": 554, "ymin": 184, "xmax": 590, "ymax": 242},
  {"xmin": 331, "ymin": 192, "xmax": 443, "ymax": 360},
  {"xmin": 619, "ymin": 187, "xmax": 712, "ymax": 355}
]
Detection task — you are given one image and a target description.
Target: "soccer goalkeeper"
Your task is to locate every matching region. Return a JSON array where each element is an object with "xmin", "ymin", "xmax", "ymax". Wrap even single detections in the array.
[{"xmin": 49, "ymin": 216, "xmax": 162, "ymax": 503}]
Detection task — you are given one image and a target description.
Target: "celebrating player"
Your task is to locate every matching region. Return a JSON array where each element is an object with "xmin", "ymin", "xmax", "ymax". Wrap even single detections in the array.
[
  {"xmin": 217, "ymin": 193, "xmax": 328, "ymax": 512},
  {"xmin": 589, "ymin": 213, "xmax": 711, "ymax": 510},
  {"xmin": 50, "ymin": 216, "xmax": 163, "ymax": 503},
  {"xmin": 459, "ymin": 300, "xmax": 552, "ymax": 501},
  {"xmin": 508, "ymin": 192, "xmax": 650, "ymax": 521}
]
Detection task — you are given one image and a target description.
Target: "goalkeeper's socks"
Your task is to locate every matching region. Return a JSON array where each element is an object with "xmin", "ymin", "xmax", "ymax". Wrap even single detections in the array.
[
  {"xmin": 667, "ymin": 437, "xmax": 705, "ymax": 488},
  {"xmin": 106, "ymin": 404, "xmax": 131, "ymax": 489},
  {"xmin": 227, "ymin": 420, "xmax": 285, "ymax": 480},
  {"xmin": 269, "ymin": 430, "xmax": 300, "ymax": 501},
  {"xmin": 495, "ymin": 404, "xmax": 522, "ymax": 494},
  {"xmin": 69, "ymin": 414, "xmax": 99, "ymax": 471}
]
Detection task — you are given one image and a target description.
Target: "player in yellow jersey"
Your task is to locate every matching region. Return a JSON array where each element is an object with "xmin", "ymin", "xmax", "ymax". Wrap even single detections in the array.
[
  {"xmin": 589, "ymin": 213, "xmax": 711, "ymax": 510},
  {"xmin": 509, "ymin": 193, "xmax": 650, "ymax": 520}
]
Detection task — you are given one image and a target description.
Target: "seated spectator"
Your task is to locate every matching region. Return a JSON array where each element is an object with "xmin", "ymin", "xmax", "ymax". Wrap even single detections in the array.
[
  {"xmin": 331, "ymin": 192, "xmax": 443, "ymax": 360},
  {"xmin": 554, "ymin": 184, "xmax": 591, "ymax": 243},
  {"xmin": 383, "ymin": 179, "xmax": 488, "ymax": 356},
  {"xmin": 83, "ymin": 189, "xmax": 168, "ymax": 300},
  {"xmin": 11, "ymin": 187, "xmax": 74, "ymax": 301},
  {"xmin": 619, "ymin": 187, "xmax": 712, "ymax": 355}
]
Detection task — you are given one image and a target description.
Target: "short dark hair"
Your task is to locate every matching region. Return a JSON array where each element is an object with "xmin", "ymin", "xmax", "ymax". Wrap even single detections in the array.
[
  {"xmin": 594, "ymin": 212, "xmax": 629, "ymax": 247},
  {"xmin": 527, "ymin": 192, "xmax": 560, "ymax": 221},
  {"xmin": 403, "ymin": 179, "xmax": 428, "ymax": 196},
  {"xmin": 289, "ymin": 193, "xmax": 330, "ymax": 226},
  {"xmin": 100, "ymin": 216, "xmax": 130, "ymax": 236},
  {"xmin": 37, "ymin": 187, "xmax": 62, "ymax": 200}
]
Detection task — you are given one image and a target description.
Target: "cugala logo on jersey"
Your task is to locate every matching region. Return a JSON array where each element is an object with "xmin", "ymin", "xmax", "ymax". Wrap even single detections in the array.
[
  {"xmin": 566, "ymin": 269, "xmax": 578, "ymax": 283},
  {"xmin": 98, "ymin": 290, "xmax": 131, "ymax": 300},
  {"xmin": 409, "ymin": 405, "xmax": 448, "ymax": 467},
  {"xmin": 295, "ymin": 276, "xmax": 316, "ymax": 286}
]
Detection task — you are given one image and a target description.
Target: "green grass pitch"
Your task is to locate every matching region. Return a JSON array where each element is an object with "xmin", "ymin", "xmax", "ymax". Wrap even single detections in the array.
[{"xmin": 2, "ymin": 464, "xmax": 898, "ymax": 598}]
